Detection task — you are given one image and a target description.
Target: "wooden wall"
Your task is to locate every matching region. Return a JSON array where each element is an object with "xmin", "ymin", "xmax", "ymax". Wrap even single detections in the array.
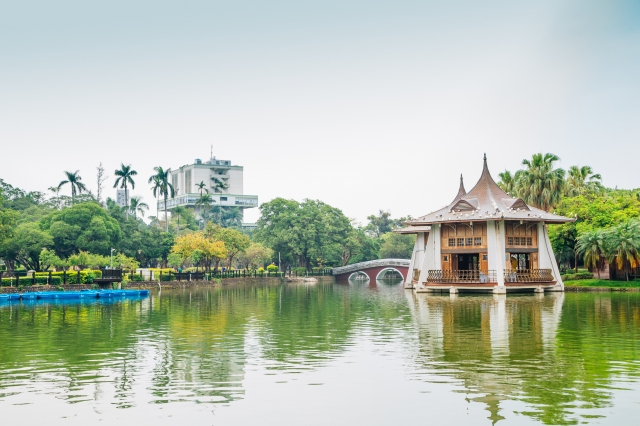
[{"xmin": 441, "ymin": 222, "xmax": 487, "ymax": 250}]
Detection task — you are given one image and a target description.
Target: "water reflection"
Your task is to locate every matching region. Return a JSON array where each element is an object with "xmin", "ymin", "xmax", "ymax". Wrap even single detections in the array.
[{"xmin": 1, "ymin": 284, "xmax": 639, "ymax": 425}]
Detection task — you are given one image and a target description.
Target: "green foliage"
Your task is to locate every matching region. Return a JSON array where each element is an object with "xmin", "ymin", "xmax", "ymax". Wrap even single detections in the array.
[
  {"xmin": 40, "ymin": 202, "xmax": 122, "ymax": 257},
  {"xmin": 561, "ymin": 272, "xmax": 594, "ymax": 281},
  {"xmin": 39, "ymin": 248, "xmax": 66, "ymax": 270},
  {"xmin": 1, "ymin": 276, "xmax": 63, "ymax": 286},
  {"xmin": 378, "ymin": 232, "xmax": 415, "ymax": 259},
  {"xmin": 204, "ymin": 224, "xmax": 251, "ymax": 267},
  {"xmin": 266, "ymin": 263, "xmax": 278, "ymax": 272},
  {"xmin": 255, "ymin": 198, "xmax": 351, "ymax": 270},
  {"xmin": 0, "ymin": 222, "xmax": 54, "ymax": 271}
]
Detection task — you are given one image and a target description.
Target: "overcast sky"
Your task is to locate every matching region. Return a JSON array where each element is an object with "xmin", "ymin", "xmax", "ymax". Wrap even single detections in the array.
[{"xmin": 2, "ymin": 0, "xmax": 639, "ymax": 224}]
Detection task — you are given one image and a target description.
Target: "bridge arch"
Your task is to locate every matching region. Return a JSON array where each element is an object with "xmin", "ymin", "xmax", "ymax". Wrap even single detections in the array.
[
  {"xmin": 375, "ymin": 267, "xmax": 404, "ymax": 280},
  {"xmin": 332, "ymin": 259, "xmax": 410, "ymax": 283},
  {"xmin": 348, "ymin": 271, "xmax": 370, "ymax": 281}
]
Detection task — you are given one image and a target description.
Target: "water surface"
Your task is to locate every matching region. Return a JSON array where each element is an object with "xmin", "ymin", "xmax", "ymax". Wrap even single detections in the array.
[{"xmin": 1, "ymin": 281, "xmax": 639, "ymax": 425}]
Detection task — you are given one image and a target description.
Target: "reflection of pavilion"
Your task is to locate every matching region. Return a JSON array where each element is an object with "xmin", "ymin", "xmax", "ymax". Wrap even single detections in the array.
[{"xmin": 406, "ymin": 292, "xmax": 564, "ymax": 424}]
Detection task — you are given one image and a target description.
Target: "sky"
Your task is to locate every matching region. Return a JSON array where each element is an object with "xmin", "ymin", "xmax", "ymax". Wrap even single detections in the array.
[{"xmin": 2, "ymin": 0, "xmax": 640, "ymax": 224}]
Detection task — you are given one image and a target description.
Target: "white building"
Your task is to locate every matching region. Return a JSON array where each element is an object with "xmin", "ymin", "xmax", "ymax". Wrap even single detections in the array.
[
  {"xmin": 159, "ymin": 155, "xmax": 258, "ymax": 225},
  {"xmin": 116, "ymin": 189, "xmax": 127, "ymax": 207}
]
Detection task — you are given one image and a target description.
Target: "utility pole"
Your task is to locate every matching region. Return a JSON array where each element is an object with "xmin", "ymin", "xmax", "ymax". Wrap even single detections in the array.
[{"xmin": 110, "ymin": 248, "xmax": 115, "ymax": 268}]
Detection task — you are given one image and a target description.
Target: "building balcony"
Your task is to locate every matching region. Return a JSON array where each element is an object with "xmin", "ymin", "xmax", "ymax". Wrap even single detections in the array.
[
  {"xmin": 158, "ymin": 193, "xmax": 258, "ymax": 210},
  {"xmin": 426, "ymin": 269, "xmax": 554, "ymax": 284}
]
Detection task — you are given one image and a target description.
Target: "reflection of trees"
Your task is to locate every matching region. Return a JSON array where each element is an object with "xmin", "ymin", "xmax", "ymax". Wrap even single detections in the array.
[
  {"xmin": 0, "ymin": 282, "xmax": 412, "ymax": 407},
  {"xmin": 408, "ymin": 292, "xmax": 640, "ymax": 425}
]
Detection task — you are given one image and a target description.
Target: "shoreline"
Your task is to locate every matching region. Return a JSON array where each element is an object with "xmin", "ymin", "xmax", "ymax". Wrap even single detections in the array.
[{"xmin": 0, "ymin": 276, "xmax": 336, "ymax": 294}]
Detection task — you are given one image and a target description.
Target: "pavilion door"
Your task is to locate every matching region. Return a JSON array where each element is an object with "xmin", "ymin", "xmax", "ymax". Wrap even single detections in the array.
[{"xmin": 479, "ymin": 253, "xmax": 488, "ymax": 271}]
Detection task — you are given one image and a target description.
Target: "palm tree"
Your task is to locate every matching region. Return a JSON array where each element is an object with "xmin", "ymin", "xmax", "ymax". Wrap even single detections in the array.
[
  {"xmin": 196, "ymin": 194, "xmax": 214, "ymax": 228},
  {"xmin": 195, "ymin": 181, "xmax": 209, "ymax": 217},
  {"xmin": 210, "ymin": 204, "xmax": 223, "ymax": 225},
  {"xmin": 173, "ymin": 206, "xmax": 187, "ymax": 235},
  {"xmin": 58, "ymin": 171, "xmax": 87, "ymax": 203},
  {"xmin": 113, "ymin": 164, "xmax": 137, "ymax": 218},
  {"xmin": 605, "ymin": 220, "xmax": 640, "ymax": 281},
  {"xmin": 148, "ymin": 167, "xmax": 175, "ymax": 232},
  {"xmin": 517, "ymin": 153, "xmax": 565, "ymax": 211},
  {"xmin": 222, "ymin": 207, "xmax": 243, "ymax": 228},
  {"xmin": 576, "ymin": 229, "xmax": 606, "ymax": 278},
  {"xmin": 498, "ymin": 170, "xmax": 521, "ymax": 197},
  {"xmin": 48, "ymin": 186, "xmax": 62, "ymax": 209},
  {"xmin": 129, "ymin": 196, "xmax": 149, "ymax": 219},
  {"xmin": 211, "ymin": 176, "xmax": 229, "ymax": 193},
  {"xmin": 566, "ymin": 165, "xmax": 602, "ymax": 196}
]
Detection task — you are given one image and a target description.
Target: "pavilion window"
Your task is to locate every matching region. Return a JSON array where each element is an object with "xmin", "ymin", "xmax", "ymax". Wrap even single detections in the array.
[
  {"xmin": 527, "ymin": 237, "xmax": 532, "ymax": 246},
  {"xmin": 466, "ymin": 238, "xmax": 473, "ymax": 246},
  {"xmin": 474, "ymin": 237, "xmax": 482, "ymax": 246},
  {"xmin": 514, "ymin": 237, "xmax": 520, "ymax": 246},
  {"xmin": 508, "ymin": 237, "xmax": 514, "ymax": 245},
  {"xmin": 457, "ymin": 238, "xmax": 464, "ymax": 247},
  {"xmin": 448, "ymin": 238, "xmax": 456, "ymax": 247}
]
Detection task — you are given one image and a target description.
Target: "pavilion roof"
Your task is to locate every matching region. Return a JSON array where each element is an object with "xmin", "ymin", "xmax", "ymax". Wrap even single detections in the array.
[
  {"xmin": 393, "ymin": 225, "xmax": 431, "ymax": 234},
  {"xmin": 406, "ymin": 154, "xmax": 575, "ymax": 225}
]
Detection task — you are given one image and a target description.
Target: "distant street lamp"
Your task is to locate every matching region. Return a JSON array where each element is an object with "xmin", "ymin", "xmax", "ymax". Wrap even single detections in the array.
[{"xmin": 110, "ymin": 248, "xmax": 115, "ymax": 268}]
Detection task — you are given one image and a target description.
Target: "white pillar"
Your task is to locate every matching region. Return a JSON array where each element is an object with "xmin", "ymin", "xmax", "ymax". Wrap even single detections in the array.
[
  {"xmin": 418, "ymin": 224, "xmax": 440, "ymax": 284},
  {"xmin": 406, "ymin": 234, "xmax": 424, "ymax": 287},
  {"xmin": 538, "ymin": 222, "xmax": 564, "ymax": 290},
  {"xmin": 486, "ymin": 220, "xmax": 505, "ymax": 286}
]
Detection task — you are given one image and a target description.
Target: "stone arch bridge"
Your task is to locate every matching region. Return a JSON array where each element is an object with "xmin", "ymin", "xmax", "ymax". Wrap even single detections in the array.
[{"xmin": 332, "ymin": 259, "xmax": 410, "ymax": 282}]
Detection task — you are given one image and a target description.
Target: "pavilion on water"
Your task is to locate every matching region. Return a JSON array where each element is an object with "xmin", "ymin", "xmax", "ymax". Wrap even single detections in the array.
[{"xmin": 396, "ymin": 155, "xmax": 574, "ymax": 294}]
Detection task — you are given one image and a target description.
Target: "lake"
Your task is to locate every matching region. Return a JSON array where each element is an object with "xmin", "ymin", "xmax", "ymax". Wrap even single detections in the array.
[{"xmin": 1, "ymin": 281, "xmax": 639, "ymax": 425}]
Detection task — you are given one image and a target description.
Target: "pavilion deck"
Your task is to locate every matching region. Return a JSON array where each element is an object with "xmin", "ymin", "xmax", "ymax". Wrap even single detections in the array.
[{"xmin": 416, "ymin": 269, "xmax": 557, "ymax": 293}]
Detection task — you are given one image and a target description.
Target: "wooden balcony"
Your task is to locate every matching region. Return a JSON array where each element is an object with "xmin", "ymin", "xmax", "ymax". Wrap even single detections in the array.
[{"xmin": 426, "ymin": 269, "xmax": 554, "ymax": 284}]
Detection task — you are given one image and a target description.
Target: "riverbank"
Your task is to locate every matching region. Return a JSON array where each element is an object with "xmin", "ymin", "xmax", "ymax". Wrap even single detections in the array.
[
  {"xmin": 0, "ymin": 276, "xmax": 335, "ymax": 294},
  {"xmin": 565, "ymin": 278, "xmax": 640, "ymax": 292}
]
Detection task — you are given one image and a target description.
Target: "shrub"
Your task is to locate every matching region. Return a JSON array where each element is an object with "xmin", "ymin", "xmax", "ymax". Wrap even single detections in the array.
[
  {"xmin": 1, "ymin": 276, "xmax": 63, "ymax": 286},
  {"xmin": 562, "ymin": 272, "xmax": 594, "ymax": 281},
  {"xmin": 267, "ymin": 264, "xmax": 278, "ymax": 272}
]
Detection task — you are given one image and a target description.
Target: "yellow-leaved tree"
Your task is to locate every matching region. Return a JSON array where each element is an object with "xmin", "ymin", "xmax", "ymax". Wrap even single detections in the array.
[{"xmin": 171, "ymin": 232, "xmax": 227, "ymax": 271}]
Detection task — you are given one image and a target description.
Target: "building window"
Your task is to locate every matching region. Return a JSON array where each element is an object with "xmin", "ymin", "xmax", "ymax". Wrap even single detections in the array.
[
  {"xmin": 527, "ymin": 237, "xmax": 532, "ymax": 246},
  {"xmin": 221, "ymin": 196, "xmax": 228, "ymax": 201},
  {"xmin": 448, "ymin": 238, "xmax": 456, "ymax": 247},
  {"xmin": 508, "ymin": 237, "xmax": 513, "ymax": 245},
  {"xmin": 172, "ymin": 174, "xmax": 178, "ymax": 195},
  {"xmin": 457, "ymin": 238, "xmax": 464, "ymax": 247},
  {"xmin": 514, "ymin": 237, "xmax": 520, "ymax": 246},
  {"xmin": 474, "ymin": 237, "xmax": 482, "ymax": 246},
  {"xmin": 466, "ymin": 238, "xmax": 473, "ymax": 246}
]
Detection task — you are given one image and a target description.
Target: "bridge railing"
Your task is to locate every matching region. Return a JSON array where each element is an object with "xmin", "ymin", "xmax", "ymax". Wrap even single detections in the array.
[{"xmin": 332, "ymin": 259, "xmax": 410, "ymax": 275}]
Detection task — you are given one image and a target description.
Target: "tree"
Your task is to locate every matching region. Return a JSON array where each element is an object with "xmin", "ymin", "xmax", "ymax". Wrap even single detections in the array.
[
  {"xmin": 40, "ymin": 202, "xmax": 122, "ymax": 257},
  {"xmin": 39, "ymin": 248, "xmax": 65, "ymax": 271},
  {"xmin": 149, "ymin": 167, "xmax": 175, "ymax": 232},
  {"xmin": 222, "ymin": 207, "xmax": 243, "ymax": 228},
  {"xmin": 498, "ymin": 170, "xmax": 521, "ymax": 197},
  {"xmin": 604, "ymin": 220, "xmax": 640, "ymax": 281},
  {"xmin": 378, "ymin": 232, "xmax": 415, "ymax": 259},
  {"xmin": 114, "ymin": 163, "xmax": 137, "ymax": 218},
  {"xmin": 196, "ymin": 194, "xmax": 214, "ymax": 227},
  {"xmin": 566, "ymin": 165, "xmax": 602, "ymax": 197},
  {"xmin": 196, "ymin": 181, "xmax": 208, "ymax": 219},
  {"xmin": 129, "ymin": 196, "xmax": 149, "ymax": 219},
  {"xmin": 96, "ymin": 162, "xmax": 109, "ymax": 205},
  {"xmin": 365, "ymin": 210, "xmax": 395, "ymax": 238},
  {"xmin": 517, "ymin": 153, "xmax": 565, "ymax": 211},
  {"xmin": 204, "ymin": 224, "xmax": 251, "ymax": 267},
  {"xmin": 173, "ymin": 206, "xmax": 187, "ymax": 235},
  {"xmin": 171, "ymin": 232, "xmax": 227, "ymax": 271},
  {"xmin": 576, "ymin": 229, "xmax": 606, "ymax": 278},
  {"xmin": 58, "ymin": 170, "xmax": 87, "ymax": 204},
  {"xmin": 2, "ymin": 223, "xmax": 54, "ymax": 271},
  {"xmin": 236, "ymin": 242, "xmax": 273, "ymax": 270},
  {"xmin": 255, "ymin": 198, "xmax": 352, "ymax": 270}
]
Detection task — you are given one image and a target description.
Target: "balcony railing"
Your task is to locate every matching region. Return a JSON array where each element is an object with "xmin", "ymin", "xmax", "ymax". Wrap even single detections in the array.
[
  {"xmin": 427, "ymin": 270, "xmax": 496, "ymax": 283},
  {"xmin": 426, "ymin": 269, "xmax": 554, "ymax": 284},
  {"xmin": 504, "ymin": 269, "xmax": 553, "ymax": 282}
]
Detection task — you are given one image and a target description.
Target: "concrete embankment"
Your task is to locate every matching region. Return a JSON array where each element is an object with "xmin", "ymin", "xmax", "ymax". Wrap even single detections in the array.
[{"xmin": 0, "ymin": 276, "xmax": 335, "ymax": 294}]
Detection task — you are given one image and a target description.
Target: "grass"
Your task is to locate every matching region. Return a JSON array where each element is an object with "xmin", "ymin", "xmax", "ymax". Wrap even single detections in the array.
[{"xmin": 565, "ymin": 278, "xmax": 640, "ymax": 288}]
